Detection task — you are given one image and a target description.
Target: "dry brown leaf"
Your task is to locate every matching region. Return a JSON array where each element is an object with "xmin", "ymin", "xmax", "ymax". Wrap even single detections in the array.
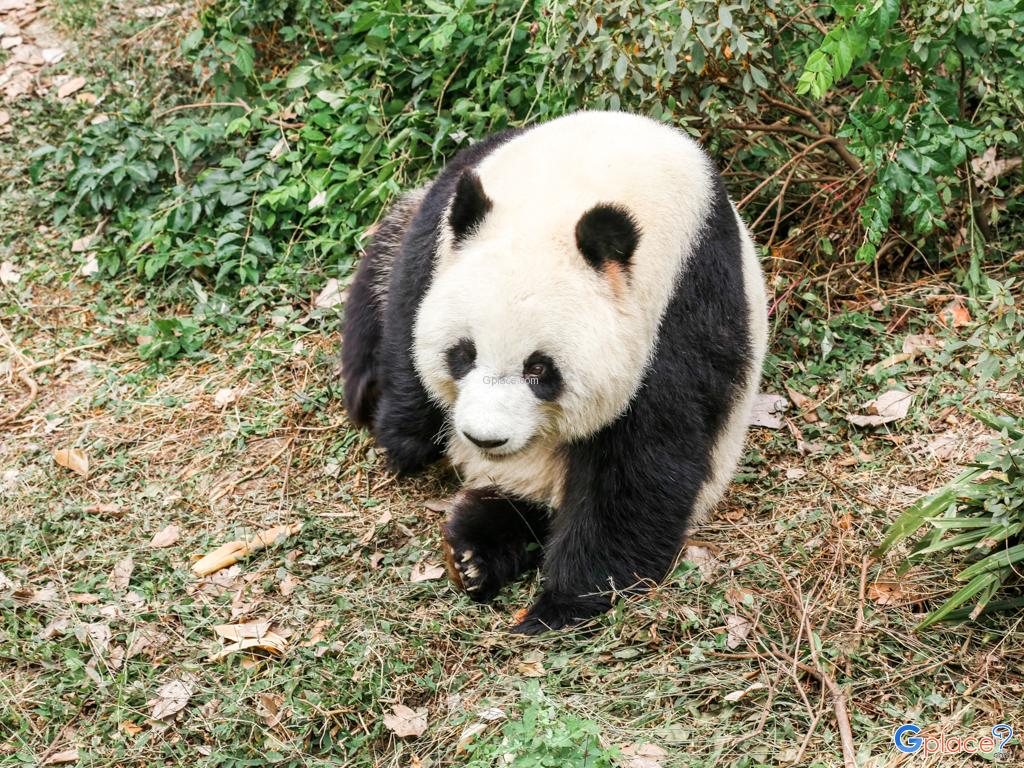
[
  {"xmin": 516, "ymin": 651, "xmax": 546, "ymax": 678},
  {"xmin": 902, "ymin": 333, "xmax": 943, "ymax": 356},
  {"xmin": 108, "ymin": 556, "xmax": 134, "ymax": 591},
  {"xmin": 937, "ymin": 300, "xmax": 971, "ymax": 328},
  {"xmin": 70, "ymin": 592, "xmax": 99, "ymax": 604},
  {"xmin": 38, "ymin": 617, "xmax": 69, "ymax": 640},
  {"xmin": 369, "ymin": 551, "xmax": 385, "ymax": 569},
  {"xmin": 971, "ymin": 146, "xmax": 1023, "ymax": 184},
  {"xmin": 868, "ymin": 580, "xmax": 914, "ymax": 606},
  {"xmin": 212, "ymin": 620, "xmax": 272, "ymax": 642},
  {"xmin": 785, "ymin": 386, "xmax": 818, "ymax": 423},
  {"xmin": 682, "ymin": 544, "xmax": 719, "ymax": 580},
  {"xmin": 300, "ymin": 619, "xmax": 331, "ymax": 647},
  {"xmin": 724, "ymin": 682, "xmax": 766, "ymax": 703},
  {"xmin": 383, "ymin": 704, "xmax": 428, "ymax": 738},
  {"xmin": 70, "ymin": 234, "xmax": 94, "ymax": 253},
  {"xmin": 53, "ymin": 448, "xmax": 89, "ymax": 478},
  {"xmin": 56, "ymin": 76, "xmax": 86, "ymax": 98},
  {"xmin": 749, "ymin": 392, "xmax": 789, "ymax": 429},
  {"xmin": 847, "ymin": 390, "xmax": 913, "ymax": 427},
  {"xmin": 148, "ymin": 677, "xmax": 195, "ymax": 720},
  {"xmin": 0, "ymin": 259, "xmax": 20, "ymax": 284},
  {"xmin": 620, "ymin": 742, "xmax": 668, "ymax": 768},
  {"xmin": 866, "ymin": 352, "xmax": 913, "ymax": 376},
  {"xmin": 191, "ymin": 522, "xmax": 301, "ymax": 577},
  {"xmin": 410, "ymin": 561, "xmax": 445, "ymax": 583},
  {"xmin": 42, "ymin": 749, "xmax": 79, "ymax": 765},
  {"xmin": 210, "ymin": 633, "xmax": 288, "ymax": 661},
  {"xmin": 279, "ymin": 573, "xmax": 300, "ymax": 597},
  {"xmin": 83, "ymin": 502, "xmax": 121, "ymax": 515},
  {"xmin": 120, "ymin": 720, "xmax": 143, "ymax": 736},
  {"xmin": 724, "ymin": 614, "xmax": 752, "ymax": 649},
  {"xmin": 423, "ymin": 498, "xmax": 451, "ymax": 513},
  {"xmin": 213, "ymin": 387, "xmax": 237, "ymax": 408},
  {"xmin": 149, "ymin": 524, "xmax": 179, "ymax": 548},
  {"xmin": 314, "ymin": 278, "xmax": 343, "ymax": 308}
]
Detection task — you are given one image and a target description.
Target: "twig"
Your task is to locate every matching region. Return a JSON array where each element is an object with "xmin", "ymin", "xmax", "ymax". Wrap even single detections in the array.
[
  {"xmin": 734, "ymin": 121, "xmax": 862, "ymax": 174},
  {"xmin": 155, "ymin": 99, "xmax": 251, "ymax": 119}
]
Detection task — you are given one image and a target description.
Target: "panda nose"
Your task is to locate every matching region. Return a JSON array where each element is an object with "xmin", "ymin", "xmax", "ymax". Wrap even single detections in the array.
[{"xmin": 463, "ymin": 432, "xmax": 508, "ymax": 449}]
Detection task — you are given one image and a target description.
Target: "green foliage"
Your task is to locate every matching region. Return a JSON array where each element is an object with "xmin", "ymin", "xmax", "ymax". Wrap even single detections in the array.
[
  {"xmin": 50, "ymin": 0, "xmax": 1024, "ymax": 357},
  {"xmin": 462, "ymin": 682, "xmax": 617, "ymax": 767},
  {"xmin": 876, "ymin": 411, "xmax": 1024, "ymax": 628}
]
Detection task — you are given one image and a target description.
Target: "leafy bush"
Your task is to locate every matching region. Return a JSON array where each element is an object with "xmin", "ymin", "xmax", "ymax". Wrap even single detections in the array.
[
  {"xmin": 50, "ymin": 0, "xmax": 1024, "ymax": 357},
  {"xmin": 876, "ymin": 412, "xmax": 1024, "ymax": 628}
]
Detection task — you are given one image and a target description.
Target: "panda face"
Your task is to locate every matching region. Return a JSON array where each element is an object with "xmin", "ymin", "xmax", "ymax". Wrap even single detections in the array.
[{"xmin": 413, "ymin": 189, "xmax": 647, "ymax": 457}]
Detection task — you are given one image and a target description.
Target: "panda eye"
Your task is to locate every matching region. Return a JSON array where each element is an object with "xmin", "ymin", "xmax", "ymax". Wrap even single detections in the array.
[
  {"xmin": 445, "ymin": 338, "xmax": 476, "ymax": 380},
  {"xmin": 523, "ymin": 352, "xmax": 563, "ymax": 401}
]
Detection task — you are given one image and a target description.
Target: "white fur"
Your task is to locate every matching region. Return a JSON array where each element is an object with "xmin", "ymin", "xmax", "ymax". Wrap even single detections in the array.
[{"xmin": 411, "ymin": 112, "xmax": 749, "ymax": 506}]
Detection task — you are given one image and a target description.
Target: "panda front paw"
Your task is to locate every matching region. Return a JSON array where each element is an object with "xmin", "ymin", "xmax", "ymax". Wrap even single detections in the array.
[
  {"xmin": 510, "ymin": 591, "xmax": 611, "ymax": 635},
  {"xmin": 441, "ymin": 524, "xmax": 513, "ymax": 603}
]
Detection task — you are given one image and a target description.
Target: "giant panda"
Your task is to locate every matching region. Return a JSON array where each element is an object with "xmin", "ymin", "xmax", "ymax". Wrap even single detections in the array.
[{"xmin": 342, "ymin": 111, "xmax": 768, "ymax": 634}]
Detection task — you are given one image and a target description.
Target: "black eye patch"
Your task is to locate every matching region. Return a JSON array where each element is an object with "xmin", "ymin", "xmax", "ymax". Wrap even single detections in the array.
[
  {"xmin": 445, "ymin": 338, "xmax": 476, "ymax": 380},
  {"xmin": 523, "ymin": 352, "xmax": 563, "ymax": 401}
]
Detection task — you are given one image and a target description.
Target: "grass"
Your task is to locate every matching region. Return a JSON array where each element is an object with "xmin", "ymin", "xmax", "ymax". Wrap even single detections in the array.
[{"xmin": 2, "ymin": 3, "xmax": 1023, "ymax": 767}]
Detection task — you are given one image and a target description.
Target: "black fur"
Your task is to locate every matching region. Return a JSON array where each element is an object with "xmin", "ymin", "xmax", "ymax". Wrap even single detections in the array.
[
  {"xmin": 442, "ymin": 487, "xmax": 550, "ymax": 603},
  {"xmin": 445, "ymin": 339, "xmax": 476, "ymax": 380},
  {"xmin": 341, "ymin": 130, "xmax": 520, "ymax": 473},
  {"xmin": 449, "ymin": 171, "xmax": 492, "ymax": 244},
  {"xmin": 523, "ymin": 352, "xmax": 563, "ymax": 402},
  {"xmin": 575, "ymin": 203, "xmax": 641, "ymax": 272},
  {"xmin": 342, "ymin": 123, "xmax": 754, "ymax": 634},
  {"xmin": 512, "ymin": 174, "xmax": 751, "ymax": 634}
]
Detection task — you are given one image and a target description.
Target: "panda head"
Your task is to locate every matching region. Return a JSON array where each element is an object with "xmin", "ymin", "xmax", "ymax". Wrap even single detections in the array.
[{"xmin": 413, "ymin": 168, "xmax": 648, "ymax": 458}]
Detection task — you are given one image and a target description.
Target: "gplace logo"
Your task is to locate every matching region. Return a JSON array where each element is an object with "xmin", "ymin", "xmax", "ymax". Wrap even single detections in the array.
[{"xmin": 893, "ymin": 723, "xmax": 1013, "ymax": 756}]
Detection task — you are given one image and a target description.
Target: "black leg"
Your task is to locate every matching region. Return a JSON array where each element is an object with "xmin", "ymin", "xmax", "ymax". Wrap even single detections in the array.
[{"xmin": 441, "ymin": 487, "xmax": 550, "ymax": 603}]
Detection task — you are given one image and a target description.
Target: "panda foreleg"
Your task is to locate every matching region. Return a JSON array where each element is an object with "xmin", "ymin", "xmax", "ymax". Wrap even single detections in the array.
[
  {"xmin": 440, "ymin": 487, "xmax": 550, "ymax": 603},
  {"xmin": 511, "ymin": 445, "xmax": 702, "ymax": 635}
]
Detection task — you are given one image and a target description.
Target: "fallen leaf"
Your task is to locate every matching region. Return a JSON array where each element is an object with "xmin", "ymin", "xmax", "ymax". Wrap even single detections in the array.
[
  {"xmin": 300, "ymin": 619, "xmax": 331, "ymax": 647},
  {"xmin": 724, "ymin": 586, "xmax": 755, "ymax": 607},
  {"xmin": 785, "ymin": 385, "xmax": 818, "ymax": 423},
  {"xmin": 120, "ymin": 720, "xmax": 143, "ymax": 736},
  {"xmin": 620, "ymin": 742, "xmax": 668, "ymax": 768},
  {"xmin": 108, "ymin": 556, "xmax": 134, "ymax": 591},
  {"xmin": 314, "ymin": 278, "xmax": 343, "ymax": 308},
  {"xmin": 38, "ymin": 617, "xmax": 69, "ymax": 640},
  {"xmin": 682, "ymin": 544, "xmax": 719, "ymax": 580},
  {"xmin": 785, "ymin": 467, "xmax": 806, "ymax": 480},
  {"xmin": 902, "ymin": 333, "xmax": 943, "ymax": 356},
  {"xmin": 210, "ymin": 631, "xmax": 288, "ymax": 661},
  {"xmin": 922, "ymin": 433, "xmax": 958, "ymax": 461},
  {"xmin": 83, "ymin": 502, "xmax": 121, "ymax": 515},
  {"xmin": 13, "ymin": 585, "xmax": 58, "ymax": 604},
  {"xmin": 423, "ymin": 498, "xmax": 451, "ymax": 513},
  {"xmin": 0, "ymin": 110, "xmax": 9, "ymax": 128},
  {"xmin": 149, "ymin": 524, "xmax": 179, "ymax": 548},
  {"xmin": 847, "ymin": 390, "xmax": 913, "ymax": 427},
  {"xmin": 41, "ymin": 47, "xmax": 64, "ymax": 64},
  {"xmin": 724, "ymin": 614, "xmax": 752, "ymax": 649},
  {"xmin": 53, "ymin": 448, "xmax": 89, "ymax": 478},
  {"xmin": 213, "ymin": 620, "xmax": 272, "ymax": 642},
  {"xmin": 937, "ymin": 300, "xmax": 971, "ymax": 328},
  {"xmin": 971, "ymin": 146, "xmax": 1023, "ymax": 184},
  {"xmin": 410, "ymin": 561, "xmax": 445, "ymax": 583},
  {"xmin": 70, "ymin": 592, "xmax": 99, "ymax": 604},
  {"xmin": 308, "ymin": 190, "xmax": 327, "ymax": 211},
  {"xmin": 42, "ymin": 749, "xmax": 79, "ymax": 765},
  {"xmin": 383, "ymin": 704, "xmax": 428, "ymax": 738},
  {"xmin": 191, "ymin": 522, "xmax": 302, "ymax": 577},
  {"xmin": 724, "ymin": 682, "xmax": 766, "ymax": 703},
  {"xmin": 213, "ymin": 387, "xmax": 237, "ymax": 408},
  {"xmin": 868, "ymin": 580, "xmax": 914, "ymax": 606},
  {"xmin": 369, "ymin": 551, "xmax": 385, "ymax": 569},
  {"xmin": 71, "ymin": 234, "xmax": 94, "ymax": 253},
  {"xmin": 148, "ymin": 678, "xmax": 195, "ymax": 720},
  {"xmin": 866, "ymin": 352, "xmax": 913, "ymax": 376},
  {"xmin": 56, "ymin": 76, "xmax": 87, "ymax": 99},
  {"xmin": 0, "ymin": 259, "xmax": 20, "ymax": 284},
  {"xmin": 1, "ymin": 35, "xmax": 21, "ymax": 49},
  {"xmin": 517, "ymin": 651, "xmax": 546, "ymax": 678},
  {"xmin": 279, "ymin": 573, "xmax": 300, "ymax": 597},
  {"xmin": 81, "ymin": 622, "xmax": 112, "ymax": 654},
  {"xmin": 258, "ymin": 692, "xmax": 287, "ymax": 728},
  {"xmin": 80, "ymin": 255, "xmax": 99, "ymax": 277},
  {"xmin": 749, "ymin": 392, "xmax": 789, "ymax": 429}
]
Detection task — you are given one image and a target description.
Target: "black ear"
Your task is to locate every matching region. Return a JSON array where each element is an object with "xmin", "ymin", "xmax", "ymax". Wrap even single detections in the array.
[
  {"xmin": 449, "ymin": 170, "xmax": 492, "ymax": 244},
  {"xmin": 575, "ymin": 204, "xmax": 641, "ymax": 271}
]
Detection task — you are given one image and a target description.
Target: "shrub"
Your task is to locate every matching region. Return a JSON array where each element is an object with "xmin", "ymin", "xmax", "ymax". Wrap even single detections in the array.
[{"xmin": 50, "ymin": 0, "xmax": 1024, "ymax": 356}]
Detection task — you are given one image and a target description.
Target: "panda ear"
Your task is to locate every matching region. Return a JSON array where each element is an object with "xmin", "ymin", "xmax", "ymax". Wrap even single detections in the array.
[
  {"xmin": 449, "ymin": 170, "xmax": 492, "ymax": 244},
  {"xmin": 575, "ymin": 204, "xmax": 641, "ymax": 272}
]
